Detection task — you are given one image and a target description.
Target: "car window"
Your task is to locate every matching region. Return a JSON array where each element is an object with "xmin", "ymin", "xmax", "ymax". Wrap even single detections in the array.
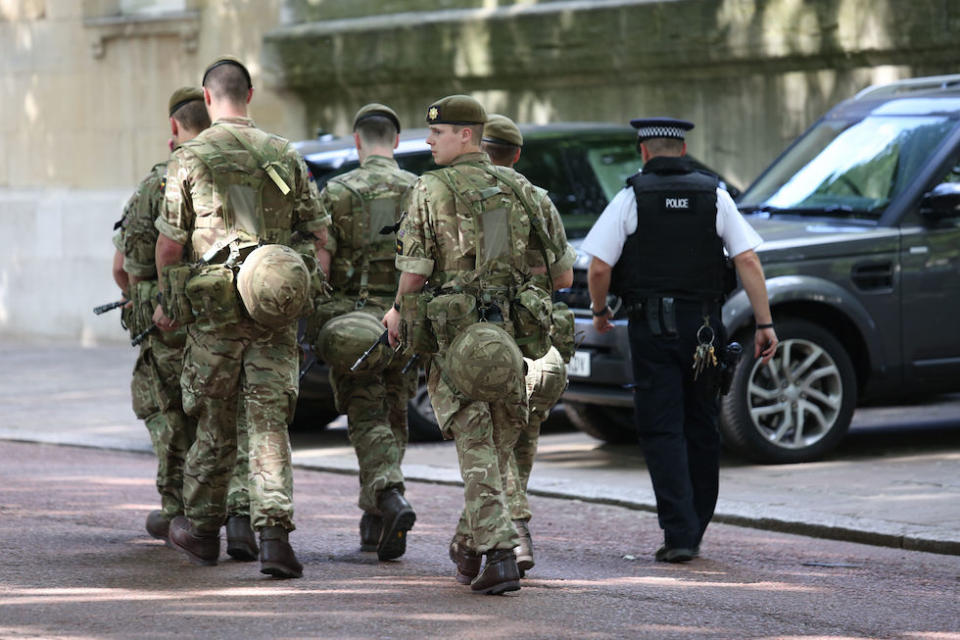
[
  {"xmin": 740, "ymin": 116, "xmax": 959, "ymax": 217},
  {"xmin": 586, "ymin": 144, "xmax": 641, "ymax": 202}
]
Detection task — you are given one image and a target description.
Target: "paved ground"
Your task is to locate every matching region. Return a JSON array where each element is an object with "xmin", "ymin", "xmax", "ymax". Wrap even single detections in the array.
[
  {"xmin": 2, "ymin": 440, "xmax": 959, "ymax": 640},
  {"xmin": 3, "ymin": 338, "xmax": 959, "ymax": 556}
]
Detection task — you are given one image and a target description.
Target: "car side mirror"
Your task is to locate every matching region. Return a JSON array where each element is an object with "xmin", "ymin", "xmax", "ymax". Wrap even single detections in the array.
[{"xmin": 919, "ymin": 182, "xmax": 960, "ymax": 221}]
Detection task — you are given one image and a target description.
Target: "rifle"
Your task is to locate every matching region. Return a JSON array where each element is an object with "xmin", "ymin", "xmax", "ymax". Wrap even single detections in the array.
[
  {"xmin": 93, "ymin": 299, "xmax": 128, "ymax": 315},
  {"xmin": 299, "ymin": 353, "xmax": 317, "ymax": 381},
  {"xmin": 401, "ymin": 354, "xmax": 419, "ymax": 375},
  {"xmin": 131, "ymin": 324, "xmax": 156, "ymax": 347},
  {"xmin": 350, "ymin": 330, "xmax": 390, "ymax": 372}
]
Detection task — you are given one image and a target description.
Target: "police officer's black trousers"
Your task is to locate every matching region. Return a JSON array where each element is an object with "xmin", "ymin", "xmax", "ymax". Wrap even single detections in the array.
[{"xmin": 627, "ymin": 303, "xmax": 723, "ymax": 550}]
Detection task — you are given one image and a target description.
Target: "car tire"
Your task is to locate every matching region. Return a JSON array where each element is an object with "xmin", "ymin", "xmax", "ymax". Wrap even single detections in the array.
[
  {"xmin": 407, "ymin": 384, "xmax": 443, "ymax": 442},
  {"xmin": 563, "ymin": 401, "xmax": 637, "ymax": 444},
  {"xmin": 720, "ymin": 318, "xmax": 857, "ymax": 464}
]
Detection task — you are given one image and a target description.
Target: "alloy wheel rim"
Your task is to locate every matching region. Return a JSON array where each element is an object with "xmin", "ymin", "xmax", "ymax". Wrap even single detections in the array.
[{"xmin": 745, "ymin": 338, "xmax": 844, "ymax": 450}]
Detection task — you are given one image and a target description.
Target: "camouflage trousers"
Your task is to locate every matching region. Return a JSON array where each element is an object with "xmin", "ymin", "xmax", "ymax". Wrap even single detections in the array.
[
  {"xmin": 130, "ymin": 334, "xmax": 196, "ymax": 519},
  {"xmin": 331, "ymin": 352, "xmax": 417, "ymax": 514},
  {"xmin": 506, "ymin": 350, "xmax": 568, "ymax": 522},
  {"xmin": 180, "ymin": 317, "xmax": 299, "ymax": 533},
  {"xmin": 429, "ymin": 360, "xmax": 526, "ymax": 554}
]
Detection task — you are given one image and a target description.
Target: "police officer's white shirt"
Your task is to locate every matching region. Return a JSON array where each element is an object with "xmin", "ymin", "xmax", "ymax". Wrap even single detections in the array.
[{"xmin": 581, "ymin": 185, "xmax": 762, "ymax": 267}]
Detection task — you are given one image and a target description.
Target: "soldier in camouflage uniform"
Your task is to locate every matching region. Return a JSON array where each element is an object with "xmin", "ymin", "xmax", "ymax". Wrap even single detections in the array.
[
  {"xmin": 111, "ymin": 87, "xmax": 262, "ymax": 555},
  {"xmin": 154, "ymin": 57, "xmax": 328, "ymax": 579},
  {"xmin": 481, "ymin": 114, "xmax": 576, "ymax": 575},
  {"xmin": 311, "ymin": 103, "xmax": 419, "ymax": 560},
  {"xmin": 383, "ymin": 95, "xmax": 559, "ymax": 595}
]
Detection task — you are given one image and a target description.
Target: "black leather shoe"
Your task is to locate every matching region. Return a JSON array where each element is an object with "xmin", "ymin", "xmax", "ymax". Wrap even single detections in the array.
[
  {"xmin": 145, "ymin": 510, "xmax": 171, "ymax": 542},
  {"xmin": 359, "ymin": 512, "xmax": 382, "ymax": 552},
  {"xmin": 225, "ymin": 515, "xmax": 258, "ymax": 562},
  {"xmin": 513, "ymin": 519, "xmax": 534, "ymax": 575},
  {"xmin": 168, "ymin": 516, "xmax": 219, "ymax": 566},
  {"xmin": 449, "ymin": 541, "xmax": 482, "ymax": 585},
  {"xmin": 655, "ymin": 545, "xmax": 695, "ymax": 563},
  {"xmin": 259, "ymin": 526, "xmax": 303, "ymax": 579},
  {"xmin": 471, "ymin": 549, "xmax": 521, "ymax": 595},
  {"xmin": 376, "ymin": 488, "xmax": 416, "ymax": 561}
]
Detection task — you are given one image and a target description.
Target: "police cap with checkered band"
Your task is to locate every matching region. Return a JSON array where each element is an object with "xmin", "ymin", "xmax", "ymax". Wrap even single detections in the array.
[{"xmin": 629, "ymin": 117, "xmax": 694, "ymax": 142}]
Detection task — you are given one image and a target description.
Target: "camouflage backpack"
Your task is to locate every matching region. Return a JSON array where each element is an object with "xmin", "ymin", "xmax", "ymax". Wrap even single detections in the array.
[
  {"xmin": 326, "ymin": 164, "xmax": 415, "ymax": 304},
  {"xmin": 120, "ymin": 161, "xmax": 166, "ymax": 280},
  {"xmin": 181, "ymin": 123, "xmax": 297, "ymax": 248}
]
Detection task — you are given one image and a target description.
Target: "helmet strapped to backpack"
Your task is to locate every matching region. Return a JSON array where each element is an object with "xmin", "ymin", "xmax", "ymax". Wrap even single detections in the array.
[
  {"xmin": 237, "ymin": 244, "xmax": 311, "ymax": 328},
  {"xmin": 315, "ymin": 311, "xmax": 390, "ymax": 373},
  {"xmin": 445, "ymin": 322, "xmax": 524, "ymax": 403}
]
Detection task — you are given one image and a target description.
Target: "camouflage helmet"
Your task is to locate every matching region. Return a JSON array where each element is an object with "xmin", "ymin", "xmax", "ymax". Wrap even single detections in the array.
[
  {"xmin": 446, "ymin": 322, "xmax": 524, "ymax": 402},
  {"xmin": 315, "ymin": 311, "xmax": 389, "ymax": 373},
  {"xmin": 525, "ymin": 346, "xmax": 568, "ymax": 418},
  {"xmin": 237, "ymin": 244, "xmax": 311, "ymax": 328}
]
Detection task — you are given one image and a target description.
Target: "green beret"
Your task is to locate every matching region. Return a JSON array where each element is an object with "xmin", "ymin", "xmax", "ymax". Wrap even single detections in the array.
[
  {"xmin": 168, "ymin": 86, "xmax": 204, "ymax": 117},
  {"xmin": 483, "ymin": 114, "xmax": 522, "ymax": 147},
  {"xmin": 425, "ymin": 95, "xmax": 487, "ymax": 126},
  {"xmin": 353, "ymin": 103, "xmax": 401, "ymax": 133},
  {"xmin": 202, "ymin": 55, "xmax": 252, "ymax": 89}
]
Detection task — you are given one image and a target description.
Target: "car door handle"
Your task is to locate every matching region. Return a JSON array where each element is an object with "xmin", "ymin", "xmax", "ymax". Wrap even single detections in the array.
[{"xmin": 851, "ymin": 262, "xmax": 894, "ymax": 291}]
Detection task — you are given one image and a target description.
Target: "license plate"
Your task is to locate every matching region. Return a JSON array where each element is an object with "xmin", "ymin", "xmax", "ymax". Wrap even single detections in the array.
[{"xmin": 567, "ymin": 350, "xmax": 591, "ymax": 378}]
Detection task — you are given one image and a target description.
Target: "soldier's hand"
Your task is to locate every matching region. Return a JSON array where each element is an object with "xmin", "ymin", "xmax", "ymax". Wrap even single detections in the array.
[
  {"xmin": 755, "ymin": 327, "xmax": 778, "ymax": 365},
  {"xmin": 593, "ymin": 309, "xmax": 614, "ymax": 334},
  {"xmin": 383, "ymin": 307, "xmax": 401, "ymax": 349},
  {"xmin": 153, "ymin": 304, "xmax": 178, "ymax": 332}
]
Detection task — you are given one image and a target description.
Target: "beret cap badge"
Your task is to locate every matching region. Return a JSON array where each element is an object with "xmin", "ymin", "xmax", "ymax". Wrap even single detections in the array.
[{"xmin": 428, "ymin": 106, "xmax": 439, "ymax": 121}]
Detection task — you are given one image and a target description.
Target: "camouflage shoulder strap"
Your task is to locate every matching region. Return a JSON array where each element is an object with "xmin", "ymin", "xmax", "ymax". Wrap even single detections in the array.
[{"xmin": 218, "ymin": 124, "xmax": 292, "ymax": 196}]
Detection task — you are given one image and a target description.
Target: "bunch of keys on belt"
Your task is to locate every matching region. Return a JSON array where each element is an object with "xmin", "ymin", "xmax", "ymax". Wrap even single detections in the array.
[{"xmin": 692, "ymin": 316, "xmax": 718, "ymax": 380}]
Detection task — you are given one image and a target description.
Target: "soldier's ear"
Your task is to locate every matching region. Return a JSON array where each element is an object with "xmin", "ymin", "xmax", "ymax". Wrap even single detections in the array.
[
  {"xmin": 169, "ymin": 117, "xmax": 179, "ymax": 138},
  {"xmin": 393, "ymin": 134, "xmax": 399, "ymax": 150},
  {"xmin": 203, "ymin": 87, "xmax": 213, "ymax": 107},
  {"xmin": 246, "ymin": 87, "xmax": 254, "ymax": 105}
]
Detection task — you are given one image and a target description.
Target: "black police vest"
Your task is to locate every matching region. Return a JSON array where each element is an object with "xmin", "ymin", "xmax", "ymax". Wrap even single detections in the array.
[{"xmin": 611, "ymin": 156, "xmax": 727, "ymax": 305}]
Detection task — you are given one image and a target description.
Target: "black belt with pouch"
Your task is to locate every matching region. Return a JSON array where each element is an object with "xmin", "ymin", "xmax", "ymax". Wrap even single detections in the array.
[{"xmin": 624, "ymin": 297, "xmax": 680, "ymax": 337}]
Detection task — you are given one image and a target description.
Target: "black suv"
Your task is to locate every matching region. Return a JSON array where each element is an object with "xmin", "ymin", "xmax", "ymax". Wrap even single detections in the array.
[
  {"xmin": 292, "ymin": 123, "xmax": 737, "ymax": 439},
  {"xmin": 564, "ymin": 74, "xmax": 960, "ymax": 463}
]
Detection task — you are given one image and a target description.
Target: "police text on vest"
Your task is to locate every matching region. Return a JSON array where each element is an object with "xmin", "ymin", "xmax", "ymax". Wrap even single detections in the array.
[{"xmin": 665, "ymin": 198, "xmax": 689, "ymax": 209}]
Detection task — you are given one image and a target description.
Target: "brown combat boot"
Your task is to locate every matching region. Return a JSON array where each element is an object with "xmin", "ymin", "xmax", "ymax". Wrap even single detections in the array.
[
  {"xmin": 471, "ymin": 549, "xmax": 521, "ymax": 595},
  {"xmin": 513, "ymin": 519, "xmax": 535, "ymax": 576},
  {"xmin": 225, "ymin": 515, "xmax": 258, "ymax": 562},
  {"xmin": 168, "ymin": 516, "xmax": 219, "ymax": 566},
  {"xmin": 145, "ymin": 510, "xmax": 171, "ymax": 542},
  {"xmin": 359, "ymin": 512, "xmax": 382, "ymax": 552},
  {"xmin": 449, "ymin": 541, "xmax": 481, "ymax": 585},
  {"xmin": 376, "ymin": 488, "xmax": 416, "ymax": 561},
  {"xmin": 259, "ymin": 526, "xmax": 303, "ymax": 579}
]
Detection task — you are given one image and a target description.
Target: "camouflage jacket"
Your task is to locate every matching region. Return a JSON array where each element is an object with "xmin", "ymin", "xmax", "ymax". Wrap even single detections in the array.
[
  {"xmin": 320, "ymin": 155, "xmax": 416, "ymax": 303},
  {"xmin": 157, "ymin": 117, "xmax": 328, "ymax": 262},
  {"xmin": 396, "ymin": 152, "xmax": 564, "ymax": 291},
  {"xmin": 118, "ymin": 161, "xmax": 167, "ymax": 279}
]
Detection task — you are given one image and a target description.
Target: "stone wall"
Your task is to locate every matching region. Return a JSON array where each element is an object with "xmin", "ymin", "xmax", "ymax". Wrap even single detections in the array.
[{"xmin": 266, "ymin": 0, "xmax": 960, "ymax": 187}]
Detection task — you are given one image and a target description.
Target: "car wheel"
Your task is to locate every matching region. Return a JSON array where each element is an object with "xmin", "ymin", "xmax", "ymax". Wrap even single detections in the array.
[
  {"xmin": 563, "ymin": 401, "xmax": 637, "ymax": 444},
  {"xmin": 720, "ymin": 318, "xmax": 857, "ymax": 463},
  {"xmin": 407, "ymin": 384, "xmax": 443, "ymax": 442}
]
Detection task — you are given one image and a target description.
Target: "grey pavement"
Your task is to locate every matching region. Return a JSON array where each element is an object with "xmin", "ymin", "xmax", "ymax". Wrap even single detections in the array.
[{"xmin": 3, "ymin": 337, "xmax": 959, "ymax": 556}]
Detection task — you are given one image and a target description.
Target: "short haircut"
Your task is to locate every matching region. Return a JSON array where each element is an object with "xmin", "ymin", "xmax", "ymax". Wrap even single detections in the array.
[
  {"xmin": 172, "ymin": 100, "xmax": 211, "ymax": 133},
  {"xmin": 642, "ymin": 137, "xmax": 685, "ymax": 156},
  {"xmin": 356, "ymin": 115, "xmax": 397, "ymax": 147},
  {"xmin": 481, "ymin": 140, "xmax": 518, "ymax": 166},
  {"xmin": 203, "ymin": 63, "xmax": 250, "ymax": 105},
  {"xmin": 453, "ymin": 124, "xmax": 484, "ymax": 145}
]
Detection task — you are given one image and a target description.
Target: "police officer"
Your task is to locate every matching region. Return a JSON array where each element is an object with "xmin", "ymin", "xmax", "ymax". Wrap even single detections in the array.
[
  {"xmin": 153, "ymin": 56, "xmax": 328, "ymax": 578},
  {"xmin": 311, "ymin": 103, "xmax": 418, "ymax": 560},
  {"xmin": 481, "ymin": 114, "xmax": 575, "ymax": 575},
  {"xmin": 383, "ymin": 95, "xmax": 556, "ymax": 595},
  {"xmin": 582, "ymin": 117, "xmax": 777, "ymax": 562},
  {"xmin": 111, "ymin": 87, "xmax": 261, "ymax": 554}
]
